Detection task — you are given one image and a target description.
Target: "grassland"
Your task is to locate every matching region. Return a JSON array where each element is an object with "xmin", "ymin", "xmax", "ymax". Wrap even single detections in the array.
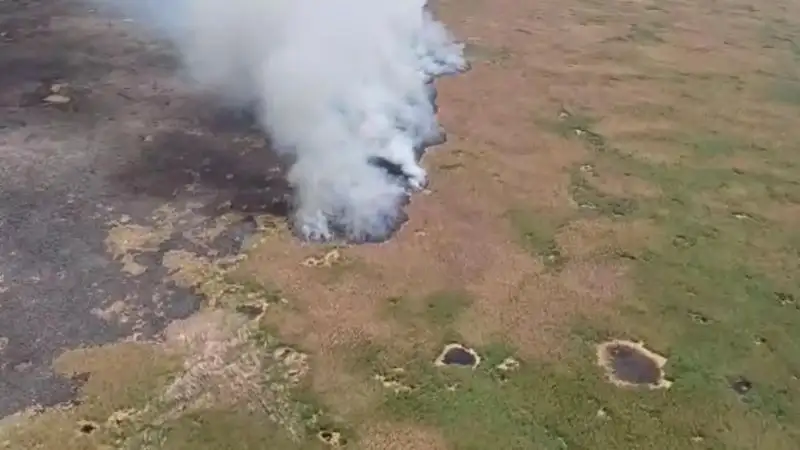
[{"xmin": 4, "ymin": 0, "xmax": 800, "ymax": 448}]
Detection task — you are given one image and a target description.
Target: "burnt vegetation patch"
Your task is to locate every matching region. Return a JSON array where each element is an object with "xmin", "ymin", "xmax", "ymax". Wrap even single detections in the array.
[{"xmin": 113, "ymin": 128, "xmax": 292, "ymax": 218}]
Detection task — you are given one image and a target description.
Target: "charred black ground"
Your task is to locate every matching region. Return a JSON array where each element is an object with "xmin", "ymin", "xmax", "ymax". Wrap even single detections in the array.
[
  {"xmin": 0, "ymin": 0, "xmax": 469, "ymax": 419},
  {"xmin": 0, "ymin": 0, "xmax": 281, "ymax": 418}
]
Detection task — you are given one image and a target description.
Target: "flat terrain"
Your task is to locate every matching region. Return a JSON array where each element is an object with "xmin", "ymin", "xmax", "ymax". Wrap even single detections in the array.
[{"xmin": 3, "ymin": 0, "xmax": 800, "ymax": 449}]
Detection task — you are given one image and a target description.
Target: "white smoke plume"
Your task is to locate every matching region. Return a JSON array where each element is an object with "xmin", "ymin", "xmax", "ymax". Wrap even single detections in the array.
[{"xmin": 101, "ymin": 0, "xmax": 469, "ymax": 243}]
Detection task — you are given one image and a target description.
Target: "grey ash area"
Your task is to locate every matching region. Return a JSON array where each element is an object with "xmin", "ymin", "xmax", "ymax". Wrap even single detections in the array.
[{"xmin": 0, "ymin": 0, "xmax": 288, "ymax": 417}]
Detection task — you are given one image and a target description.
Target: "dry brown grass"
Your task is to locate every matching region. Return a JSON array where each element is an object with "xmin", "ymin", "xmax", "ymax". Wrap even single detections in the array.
[
  {"xmin": 220, "ymin": 0, "xmax": 685, "ymax": 439},
  {"xmin": 359, "ymin": 423, "xmax": 449, "ymax": 450},
  {"xmin": 555, "ymin": 217, "xmax": 660, "ymax": 259}
]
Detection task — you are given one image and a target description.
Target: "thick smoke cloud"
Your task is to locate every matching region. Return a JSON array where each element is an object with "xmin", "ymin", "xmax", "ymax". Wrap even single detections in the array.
[{"xmin": 102, "ymin": 0, "xmax": 469, "ymax": 243}]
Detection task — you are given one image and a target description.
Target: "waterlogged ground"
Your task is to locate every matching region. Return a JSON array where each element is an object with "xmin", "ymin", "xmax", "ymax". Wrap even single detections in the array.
[{"xmin": 3, "ymin": 0, "xmax": 800, "ymax": 448}]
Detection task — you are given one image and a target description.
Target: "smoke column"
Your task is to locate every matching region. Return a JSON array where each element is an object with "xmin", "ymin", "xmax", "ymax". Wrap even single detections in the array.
[{"xmin": 102, "ymin": 0, "xmax": 469, "ymax": 243}]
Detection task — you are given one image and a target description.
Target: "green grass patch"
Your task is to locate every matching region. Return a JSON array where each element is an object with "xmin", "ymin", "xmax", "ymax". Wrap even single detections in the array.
[
  {"xmin": 539, "ymin": 110, "xmax": 612, "ymax": 152},
  {"xmin": 569, "ymin": 166, "xmax": 638, "ymax": 217},
  {"xmin": 463, "ymin": 42, "xmax": 513, "ymax": 65},
  {"xmin": 361, "ymin": 334, "xmax": 772, "ymax": 450},
  {"xmin": 361, "ymin": 280, "xmax": 800, "ymax": 449},
  {"xmin": 129, "ymin": 410, "xmax": 309, "ymax": 450},
  {"xmin": 506, "ymin": 208, "xmax": 569, "ymax": 268},
  {"xmin": 380, "ymin": 290, "xmax": 474, "ymax": 330},
  {"xmin": 767, "ymin": 79, "xmax": 800, "ymax": 106},
  {"xmin": 567, "ymin": 125, "xmax": 800, "ymax": 447},
  {"xmin": 506, "ymin": 102, "xmax": 800, "ymax": 449},
  {"xmin": 382, "ymin": 362, "xmax": 570, "ymax": 450},
  {"xmin": 420, "ymin": 290, "xmax": 474, "ymax": 326},
  {"xmin": 680, "ymin": 133, "xmax": 740, "ymax": 158}
]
